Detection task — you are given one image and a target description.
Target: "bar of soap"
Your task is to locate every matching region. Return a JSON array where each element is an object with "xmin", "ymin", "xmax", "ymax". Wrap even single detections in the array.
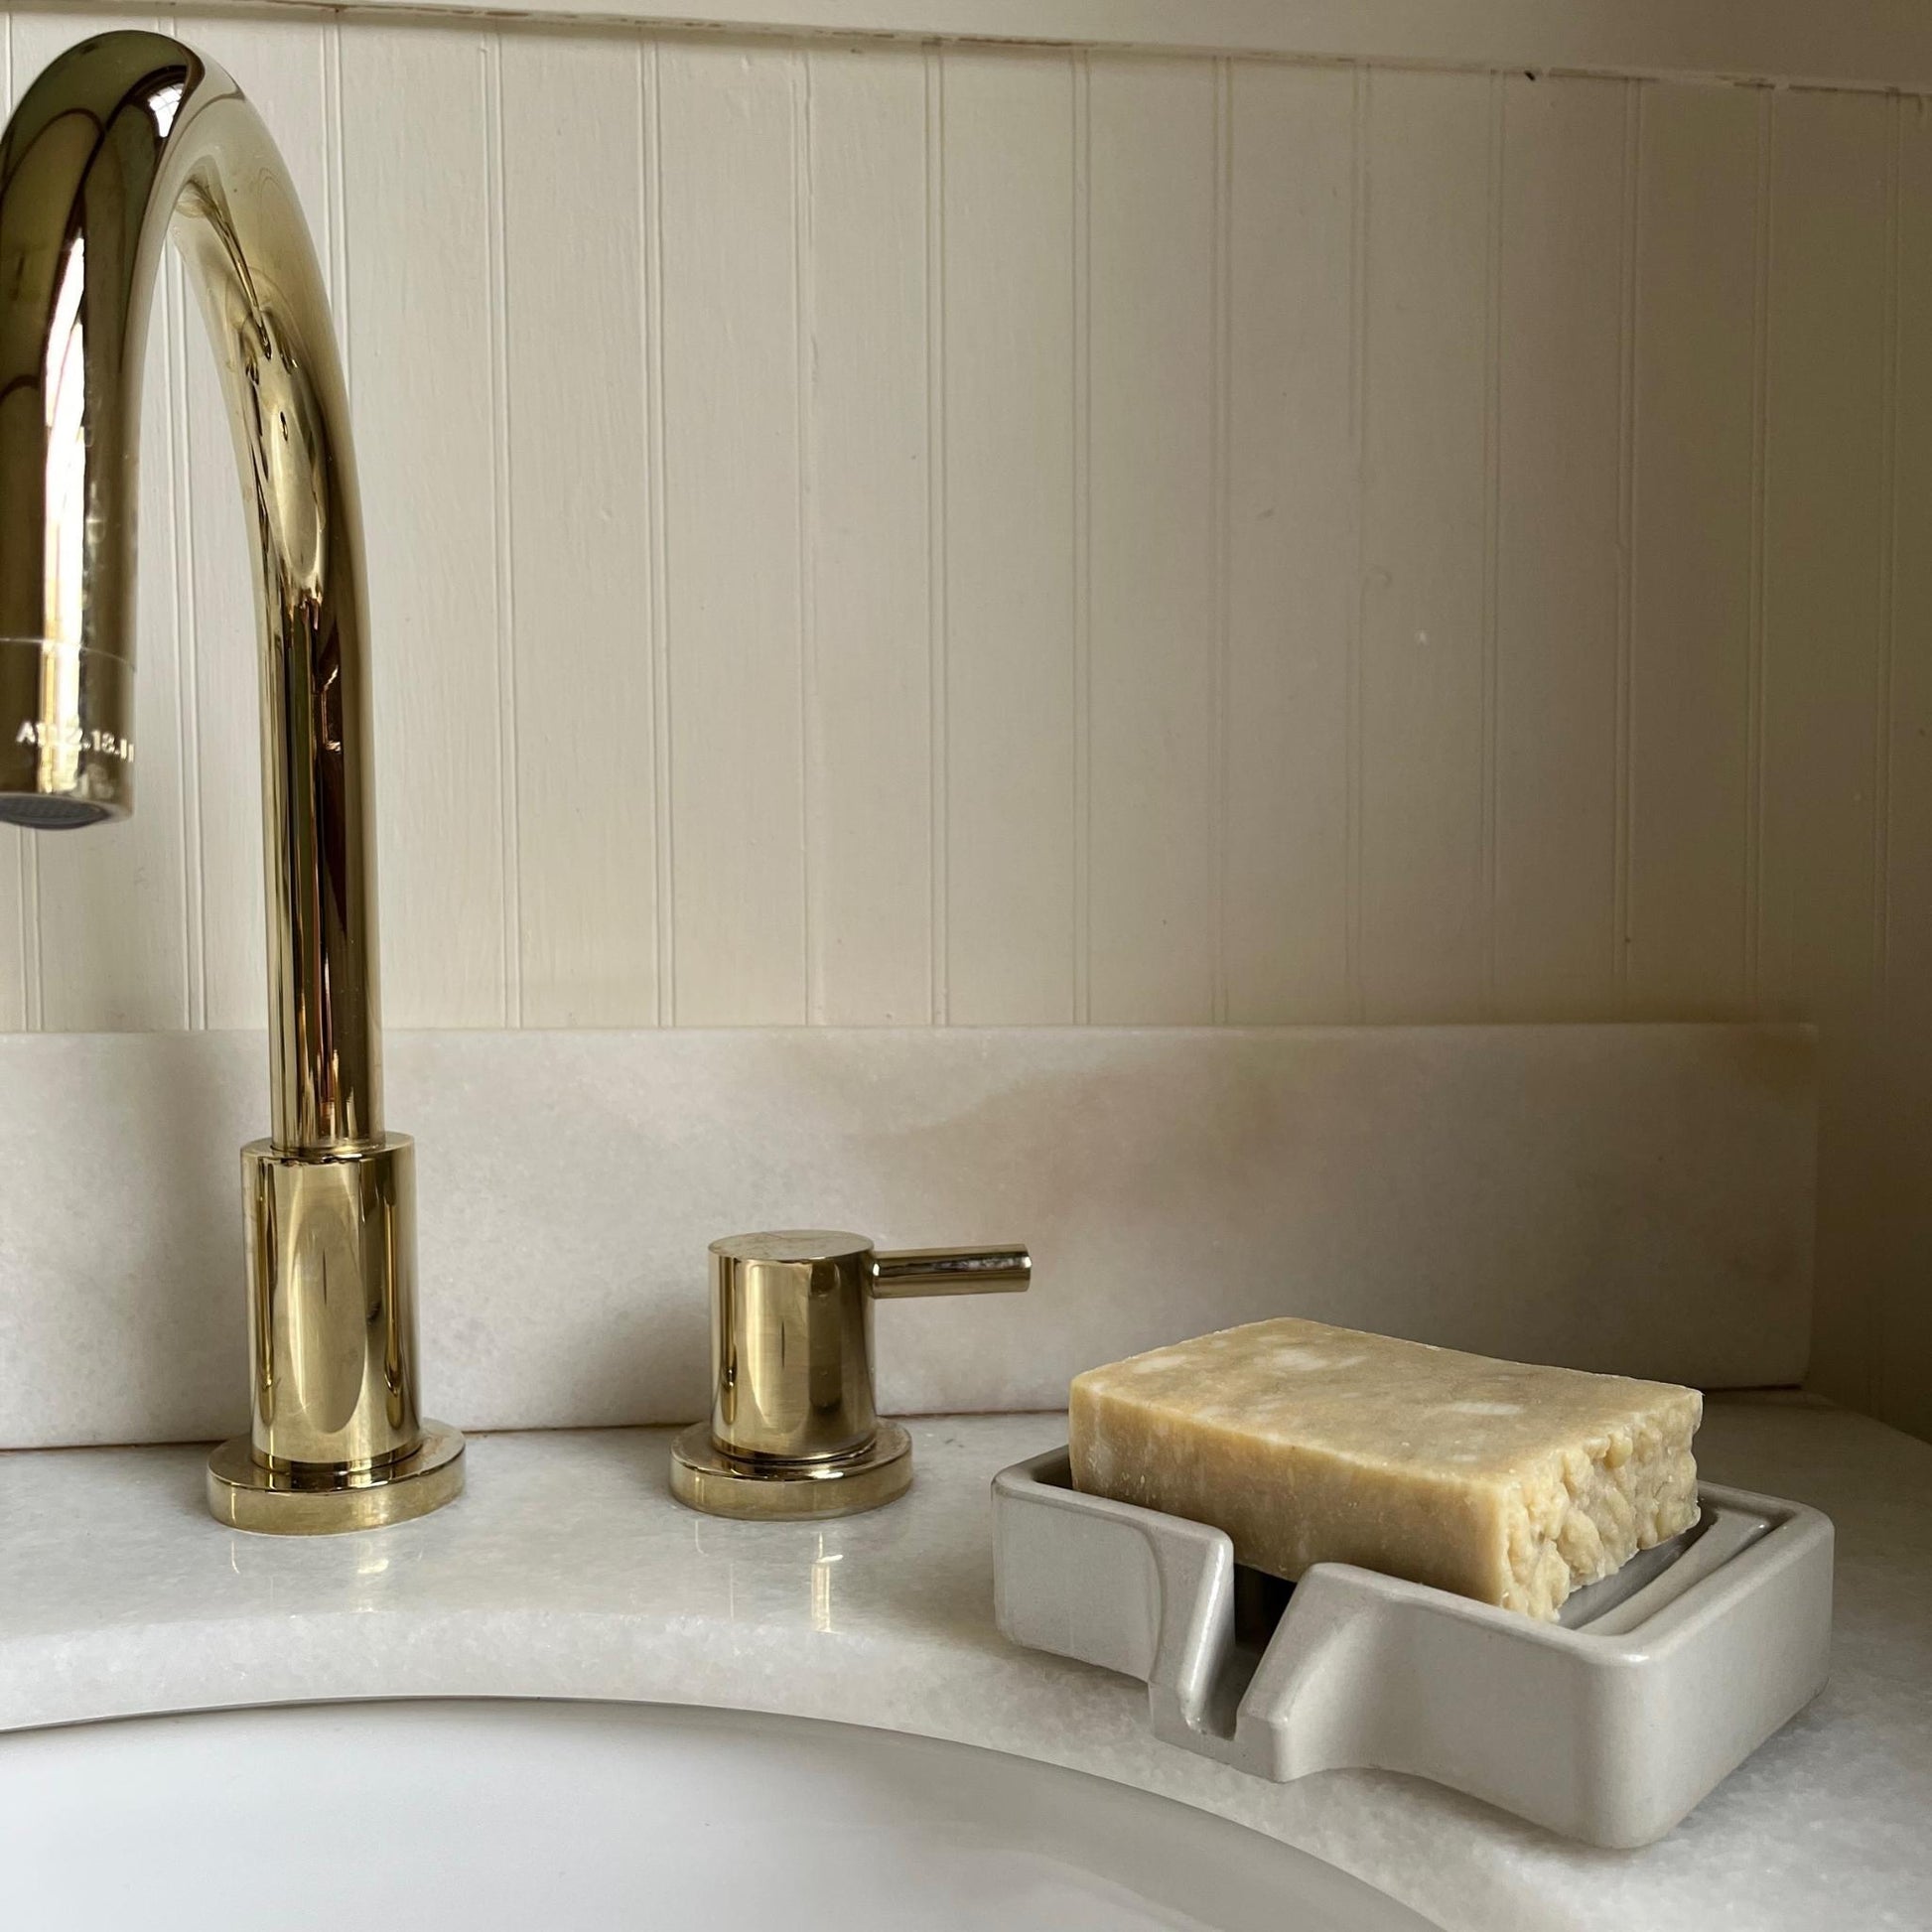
[{"xmin": 1069, "ymin": 1318, "xmax": 1702, "ymax": 1620}]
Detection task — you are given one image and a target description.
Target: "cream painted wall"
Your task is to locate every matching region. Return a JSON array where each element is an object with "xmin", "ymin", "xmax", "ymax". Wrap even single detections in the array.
[{"xmin": 1, "ymin": 9, "xmax": 1927, "ymax": 1437}]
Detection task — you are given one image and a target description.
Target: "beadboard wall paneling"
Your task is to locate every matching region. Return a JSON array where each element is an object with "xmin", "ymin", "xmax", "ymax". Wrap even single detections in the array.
[
  {"xmin": 1222, "ymin": 60, "xmax": 1354, "ymax": 1025},
  {"xmin": 3, "ymin": 13, "xmax": 1930, "ymax": 1438},
  {"xmin": 938, "ymin": 48, "xmax": 1077, "ymax": 1025},
  {"xmin": 1625, "ymin": 81, "xmax": 1760, "ymax": 1018},
  {"xmin": 1491, "ymin": 72, "xmax": 1628, "ymax": 1019},
  {"xmin": 345, "ymin": 24, "xmax": 509, "ymax": 1027},
  {"xmin": 66, "ymin": 0, "xmax": 1932, "ymax": 98},
  {"xmin": 1886, "ymin": 112, "xmax": 1932, "ymax": 1437},
  {"xmin": 1357, "ymin": 67, "xmax": 1493, "ymax": 1023},
  {"xmin": 659, "ymin": 40, "xmax": 811, "ymax": 1025},
  {"xmin": 502, "ymin": 33, "xmax": 656, "ymax": 1028},
  {"xmin": 1085, "ymin": 56, "xmax": 1218, "ymax": 1025},
  {"xmin": 1758, "ymin": 90, "xmax": 1894, "ymax": 1417},
  {"xmin": 802, "ymin": 44, "xmax": 932, "ymax": 1026}
]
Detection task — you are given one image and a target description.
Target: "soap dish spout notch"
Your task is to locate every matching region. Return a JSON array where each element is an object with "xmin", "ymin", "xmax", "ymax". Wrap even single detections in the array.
[{"xmin": 992, "ymin": 1448, "xmax": 1835, "ymax": 1849}]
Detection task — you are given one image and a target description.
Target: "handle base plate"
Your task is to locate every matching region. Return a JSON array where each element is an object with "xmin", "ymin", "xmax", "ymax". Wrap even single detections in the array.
[
  {"xmin": 206, "ymin": 1421, "xmax": 465, "ymax": 1535},
  {"xmin": 669, "ymin": 1419, "xmax": 912, "ymax": 1521}
]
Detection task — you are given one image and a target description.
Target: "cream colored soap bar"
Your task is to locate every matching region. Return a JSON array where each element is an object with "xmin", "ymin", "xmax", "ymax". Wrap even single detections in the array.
[{"xmin": 1069, "ymin": 1318, "xmax": 1702, "ymax": 1620}]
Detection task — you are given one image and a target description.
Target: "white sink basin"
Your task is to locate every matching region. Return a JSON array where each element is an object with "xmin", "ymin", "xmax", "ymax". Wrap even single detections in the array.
[{"xmin": 2, "ymin": 1700, "xmax": 1433, "ymax": 1929}]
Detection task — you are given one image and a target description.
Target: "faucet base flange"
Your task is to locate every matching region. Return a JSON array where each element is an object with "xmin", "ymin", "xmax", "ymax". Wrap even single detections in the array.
[
  {"xmin": 207, "ymin": 1421, "xmax": 466, "ymax": 1535},
  {"xmin": 669, "ymin": 1419, "xmax": 912, "ymax": 1520}
]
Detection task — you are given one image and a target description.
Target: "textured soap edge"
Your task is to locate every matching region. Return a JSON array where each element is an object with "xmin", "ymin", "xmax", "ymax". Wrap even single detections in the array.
[{"xmin": 1068, "ymin": 1329, "xmax": 1704, "ymax": 1618}]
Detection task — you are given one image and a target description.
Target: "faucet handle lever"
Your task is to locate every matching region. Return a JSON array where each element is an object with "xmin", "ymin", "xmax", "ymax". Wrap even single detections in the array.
[{"xmin": 869, "ymin": 1244, "xmax": 1031, "ymax": 1299}]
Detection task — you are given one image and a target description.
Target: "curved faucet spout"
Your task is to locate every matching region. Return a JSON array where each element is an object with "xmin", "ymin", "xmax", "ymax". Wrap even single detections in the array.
[
  {"xmin": 0, "ymin": 31, "xmax": 379, "ymax": 1152},
  {"xmin": 0, "ymin": 33, "xmax": 463, "ymax": 1532}
]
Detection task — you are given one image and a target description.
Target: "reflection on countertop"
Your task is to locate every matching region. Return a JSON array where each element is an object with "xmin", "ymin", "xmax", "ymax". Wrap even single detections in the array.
[{"xmin": 1, "ymin": 1398, "xmax": 1926, "ymax": 1932}]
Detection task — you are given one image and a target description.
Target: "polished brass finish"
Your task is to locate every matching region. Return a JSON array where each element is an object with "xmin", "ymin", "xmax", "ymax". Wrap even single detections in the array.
[
  {"xmin": 670, "ymin": 1230, "xmax": 1031, "ymax": 1521},
  {"xmin": 669, "ymin": 1419, "xmax": 915, "ymax": 1521},
  {"xmin": 870, "ymin": 1245, "xmax": 1033, "ymax": 1298},
  {"xmin": 0, "ymin": 34, "xmax": 460, "ymax": 1531},
  {"xmin": 207, "ymin": 1423, "xmax": 466, "ymax": 1535},
  {"xmin": 243, "ymin": 1138, "xmax": 423, "ymax": 1468},
  {"xmin": 709, "ymin": 1231, "xmax": 884, "ymax": 1466}
]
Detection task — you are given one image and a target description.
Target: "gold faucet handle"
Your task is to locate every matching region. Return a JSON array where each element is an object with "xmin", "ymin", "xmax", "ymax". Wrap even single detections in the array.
[
  {"xmin": 869, "ymin": 1244, "xmax": 1032, "ymax": 1298},
  {"xmin": 669, "ymin": 1228, "xmax": 1032, "ymax": 1522}
]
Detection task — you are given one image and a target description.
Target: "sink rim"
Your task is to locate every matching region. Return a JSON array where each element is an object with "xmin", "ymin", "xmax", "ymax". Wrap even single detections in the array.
[{"xmin": 1, "ymin": 1693, "xmax": 1443, "ymax": 1932}]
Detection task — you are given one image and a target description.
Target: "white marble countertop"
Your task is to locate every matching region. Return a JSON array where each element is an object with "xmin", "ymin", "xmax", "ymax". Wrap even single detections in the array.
[{"xmin": 1, "ymin": 1394, "xmax": 1925, "ymax": 1931}]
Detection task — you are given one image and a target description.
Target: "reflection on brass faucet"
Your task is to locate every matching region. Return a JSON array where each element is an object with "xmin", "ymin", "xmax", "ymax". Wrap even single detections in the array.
[
  {"xmin": 672, "ymin": 1232, "xmax": 1031, "ymax": 1519},
  {"xmin": 0, "ymin": 33, "xmax": 462, "ymax": 1531}
]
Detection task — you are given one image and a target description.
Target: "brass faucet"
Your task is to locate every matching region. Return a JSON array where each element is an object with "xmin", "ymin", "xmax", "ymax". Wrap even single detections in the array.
[{"xmin": 0, "ymin": 33, "xmax": 463, "ymax": 1532}]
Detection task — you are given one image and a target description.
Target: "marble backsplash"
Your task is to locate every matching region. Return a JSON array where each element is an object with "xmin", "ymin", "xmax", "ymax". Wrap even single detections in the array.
[{"xmin": 0, "ymin": 1024, "xmax": 1814, "ymax": 1448}]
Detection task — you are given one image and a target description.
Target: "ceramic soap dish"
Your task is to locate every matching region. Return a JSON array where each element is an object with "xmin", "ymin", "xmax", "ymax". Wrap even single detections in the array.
[{"xmin": 991, "ymin": 1448, "xmax": 1833, "ymax": 1847}]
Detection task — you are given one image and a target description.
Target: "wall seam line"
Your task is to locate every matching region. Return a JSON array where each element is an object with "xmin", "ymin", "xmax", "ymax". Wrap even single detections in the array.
[
  {"xmin": 483, "ymin": 32, "xmax": 522, "ymax": 1027},
  {"xmin": 1346, "ymin": 62, "xmax": 1368, "ymax": 1023},
  {"xmin": 1874, "ymin": 93, "xmax": 1902, "ymax": 1008},
  {"xmin": 167, "ymin": 257, "xmax": 204, "ymax": 1032},
  {"xmin": 626, "ymin": 35, "xmax": 654, "ymax": 1026},
  {"xmin": 1613, "ymin": 76, "xmax": 1642, "ymax": 1006},
  {"xmin": 643, "ymin": 35, "xmax": 677, "ymax": 1026},
  {"xmin": 12, "ymin": 14, "xmax": 39, "ymax": 1032},
  {"xmin": 1870, "ymin": 88, "xmax": 1905, "ymax": 1425},
  {"xmin": 924, "ymin": 44, "xmax": 948, "ymax": 1026},
  {"xmin": 794, "ymin": 47, "xmax": 819, "ymax": 1025},
  {"xmin": 1209, "ymin": 56, "xmax": 1233, "ymax": 1028},
  {"xmin": 1744, "ymin": 86, "xmax": 1772, "ymax": 1012},
  {"xmin": 1071, "ymin": 49, "xmax": 1093, "ymax": 1025},
  {"xmin": 21, "ymin": 419, "xmax": 39, "ymax": 1051},
  {"xmin": 1479, "ymin": 69, "xmax": 1504, "ymax": 1019},
  {"xmin": 326, "ymin": 21, "xmax": 351, "ymax": 384}
]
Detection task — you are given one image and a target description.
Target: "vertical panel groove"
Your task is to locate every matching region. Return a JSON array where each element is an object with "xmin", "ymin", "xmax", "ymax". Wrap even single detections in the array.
[
  {"xmin": 501, "ymin": 28, "xmax": 653, "ymax": 1024},
  {"xmin": 1087, "ymin": 55, "xmax": 1217, "ymax": 1021},
  {"xmin": 324, "ymin": 20, "xmax": 349, "ymax": 364},
  {"xmin": 1613, "ymin": 80, "xmax": 1642, "ymax": 1000},
  {"xmin": 483, "ymin": 34, "xmax": 521, "ymax": 1026},
  {"xmin": 941, "ymin": 49, "xmax": 1077, "ymax": 1020},
  {"xmin": 1346, "ymin": 64, "xmax": 1369, "ymax": 1021},
  {"xmin": 1209, "ymin": 57, "xmax": 1233, "ymax": 1027},
  {"xmin": 10, "ymin": 0, "xmax": 32, "ymax": 1028},
  {"xmin": 794, "ymin": 49, "xmax": 819, "ymax": 1021},
  {"xmin": 642, "ymin": 36, "xmax": 676, "ymax": 1026},
  {"xmin": 1071, "ymin": 52, "xmax": 1092, "ymax": 1024},
  {"xmin": 1360, "ymin": 68, "xmax": 1494, "ymax": 1019},
  {"xmin": 1225, "ymin": 61, "xmax": 1354, "ymax": 1020},
  {"xmin": 656, "ymin": 39, "xmax": 809, "ymax": 1022},
  {"xmin": 924, "ymin": 47, "xmax": 948, "ymax": 1026},
  {"xmin": 1626, "ymin": 81, "xmax": 1758, "ymax": 1014},
  {"xmin": 1479, "ymin": 72, "xmax": 1505, "ymax": 1017},
  {"xmin": 162, "ymin": 4, "xmax": 192, "ymax": 1033},
  {"xmin": 799, "ymin": 46, "xmax": 930, "ymax": 1022},
  {"xmin": 1494, "ymin": 73, "xmax": 1625, "ymax": 1015},
  {"xmin": 1875, "ymin": 93, "xmax": 1903, "ymax": 998},
  {"xmin": 167, "ymin": 258, "xmax": 205, "ymax": 1029},
  {"xmin": 1745, "ymin": 88, "xmax": 1773, "ymax": 1008}
]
